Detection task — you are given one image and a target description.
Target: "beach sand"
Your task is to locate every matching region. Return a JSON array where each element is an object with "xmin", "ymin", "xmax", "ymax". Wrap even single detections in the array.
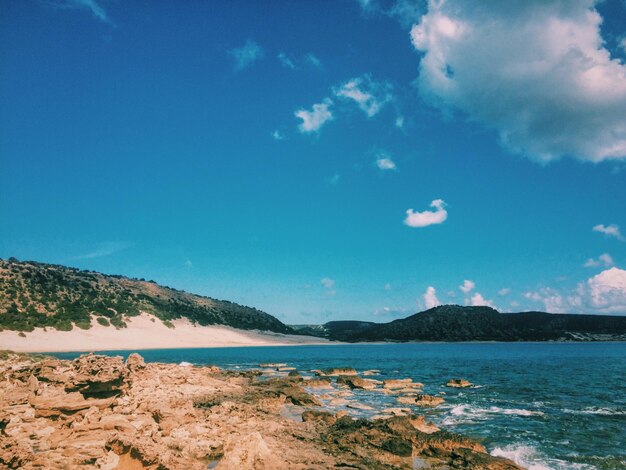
[{"xmin": 0, "ymin": 312, "xmax": 330, "ymax": 352}]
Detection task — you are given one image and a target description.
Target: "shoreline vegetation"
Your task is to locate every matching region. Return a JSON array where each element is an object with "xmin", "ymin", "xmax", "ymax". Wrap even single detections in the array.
[
  {"xmin": 2, "ymin": 258, "xmax": 626, "ymax": 352},
  {"xmin": 0, "ymin": 350, "xmax": 523, "ymax": 469}
]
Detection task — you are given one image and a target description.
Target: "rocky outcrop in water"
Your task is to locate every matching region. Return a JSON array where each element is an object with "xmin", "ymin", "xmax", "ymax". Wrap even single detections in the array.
[{"xmin": 0, "ymin": 351, "xmax": 523, "ymax": 469}]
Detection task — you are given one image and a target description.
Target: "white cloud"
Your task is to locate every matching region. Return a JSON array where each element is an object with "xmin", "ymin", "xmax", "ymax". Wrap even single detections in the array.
[
  {"xmin": 459, "ymin": 279, "xmax": 475, "ymax": 294},
  {"xmin": 384, "ymin": 283, "xmax": 393, "ymax": 291},
  {"xmin": 593, "ymin": 224, "xmax": 625, "ymax": 241},
  {"xmin": 334, "ymin": 74, "xmax": 393, "ymax": 117},
  {"xmin": 306, "ymin": 53, "xmax": 322, "ymax": 68},
  {"xmin": 229, "ymin": 39, "xmax": 264, "ymax": 71},
  {"xmin": 395, "ymin": 116, "xmax": 405, "ymax": 128},
  {"xmin": 70, "ymin": 241, "xmax": 131, "ymax": 260},
  {"xmin": 295, "ymin": 99, "xmax": 333, "ymax": 133},
  {"xmin": 423, "ymin": 286, "xmax": 440, "ymax": 309},
  {"xmin": 469, "ymin": 292, "xmax": 495, "ymax": 308},
  {"xmin": 584, "ymin": 253, "xmax": 615, "ymax": 268},
  {"xmin": 375, "ymin": 155, "xmax": 397, "ymax": 171},
  {"xmin": 410, "ymin": 0, "xmax": 626, "ymax": 163},
  {"xmin": 50, "ymin": 0, "xmax": 112, "ymax": 24},
  {"xmin": 587, "ymin": 267, "xmax": 626, "ymax": 313},
  {"xmin": 619, "ymin": 36, "xmax": 626, "ymax": 53},
  {"xmin": 524, "ymin": 268, "xmax": 626, "ymax": 314},
  {"xmin": 404, "ymin": 199, "xmax": 447, "ymax": 228},
  {"xmin": 183, "ymin": 259, "xmax": 193, "ymax": 268},
  {"xmin": 272, "ymin": 130, "xmax": 286, "ymax": 140},
  {"xmin": 328, "ymin": 172, "xmax": 341, "ymax": 185},
  {"xmin": 498, "ymin": 288, "xmax": 511, "ymax": 296},
  {"xmin": 277, "ymin": 52, "xmax": 296, "ymax": 69},
  {"xmin": 321, "ymin": 277, "xmax": 335, "ymax": 289}
]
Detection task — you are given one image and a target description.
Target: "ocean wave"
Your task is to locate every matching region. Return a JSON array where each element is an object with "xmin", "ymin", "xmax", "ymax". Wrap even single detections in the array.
[
  {"xmin": 491, "ymin": 445, "xmax": 593, "ymax": 470},
  {"xmin": 563, "ymin": 407, "xmax": 626, "ymax": 416},
  {"xmin": 443, "ymin": 404, "xmax": 544, "ymax": 424}
]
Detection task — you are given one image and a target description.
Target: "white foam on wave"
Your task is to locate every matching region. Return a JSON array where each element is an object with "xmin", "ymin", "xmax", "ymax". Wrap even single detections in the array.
[
  {"xmin": 491, "ymin": 445, "xmax": 592, "ymax": 470},
  {"xmin": 443, "ymin": 404, "xmax": 544, "ymax": 424},
  {"xmin": 563, "ymin": 406, "xmax": 626, "ymax": 416}
]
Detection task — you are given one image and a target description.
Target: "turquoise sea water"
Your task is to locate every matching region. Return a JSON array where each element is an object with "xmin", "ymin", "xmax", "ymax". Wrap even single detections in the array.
[{"xmin": 53, "ymin": 343, "xmax": 626, "ymax": 469}]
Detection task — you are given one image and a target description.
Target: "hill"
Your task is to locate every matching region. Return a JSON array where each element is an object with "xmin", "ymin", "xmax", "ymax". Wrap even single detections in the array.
[
  {"xmin": 0, "ymin": 258, "xmax": 292, "ymax": 334},
  {"xmin": 292, "ymin": 305, "xmax": 626, "ymax": 342}
]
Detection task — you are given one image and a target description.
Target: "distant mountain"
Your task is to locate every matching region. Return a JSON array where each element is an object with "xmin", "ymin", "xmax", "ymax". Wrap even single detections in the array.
[
  {"xmin": 0, "ymin": 258, "xmax": 292, "ymax": 334},
  {"xmin": 291, "ymin": 305, "xmax": 626, "ymax": 342}
]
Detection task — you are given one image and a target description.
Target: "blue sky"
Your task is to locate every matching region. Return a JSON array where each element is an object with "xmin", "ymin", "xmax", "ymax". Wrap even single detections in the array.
[{"xmin": 2, "ymin": 0, "xmax": 626, "ymax": 323}]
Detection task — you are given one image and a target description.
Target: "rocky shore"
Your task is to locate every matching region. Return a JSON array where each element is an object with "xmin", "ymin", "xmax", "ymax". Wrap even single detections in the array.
[{"xmin": 0, "ymin": 351, "xmax": 522, "ymax": 469}]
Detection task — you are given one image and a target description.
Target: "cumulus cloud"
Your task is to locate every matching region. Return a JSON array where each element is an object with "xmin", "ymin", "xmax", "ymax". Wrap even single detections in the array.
[
  {"xmin": 404, "ymin": 199, "xmax": 447, "ymax": 228},
  {"xmin": 395, "ymin": 116, "xmax": 405, "ymax": 128},
  {"xmin": 410, "ymin": 0, "xmax": 626, "ymax": 163},
  {"xmin": 587, "ymin": 267, "xmax": 626, "ymax": 313},
  {"xmin": 498, "ymin": 288, "xmax": 511, "ymax": 296},
  {"xmin": 593, "ymin": 224, "xmax": 625, "ymax": 241},
  {"xmin": 470, "ymin": 292, "xmax": 495, "ymax": 308},
  {"xmin": 229, "ymin": 39, "xmax": 264, "ymax": 71},
  {"xmin": 423, "ymin": 286, "xmax": 440, "ymax": 309},
  {"xmin": 375, "ymin": 155, "xmax": 397, "ymax": 171},
  {"xmin": 334, "ymin": 74, "xmax": 393, "ymax": 117},
  {"xmin": 524, "ymin": 267, "xmax": 626, "ymax": 314},
  {"xmin": 584, "ymin": 253, "xmax": 615, "ymax": 268},
  {"xmin": 295, "ymin": 99, "xmax": 334, "ymax": 133},
  {"xmin": 459, "ymin": 279, "xmax": 475, "ymax": 294}
]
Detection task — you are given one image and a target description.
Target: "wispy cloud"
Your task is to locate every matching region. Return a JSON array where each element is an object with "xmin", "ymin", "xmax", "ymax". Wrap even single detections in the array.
[
  {"xmin": 70, "ymin": 241, "xmax": 131, "ymax": 260},
  {"xmin": 277, "ymin": 52, "xmax": 296, "ymax": 70},
  {"xmin": 584, "ymin": 253, "xmax": 614, "ymax": 268},
  {"xmin": 229, "ymin": 39, "xmax": 264, "ymax": 71},
  {"xmin": 48, "ymin": 0, "xmax": 112, "ymax": 24},
  {"xmin": 277, "ymin": 52, "xmax": 322, "ymax": 70},
  {"xmin": 271, "ymin": 129, "xmax": 286, "ymax": 140},
  {"xmin": 593, "ymin": 224, "xmax": 625, "ymax": 241},
  {"xmin": 295, "ymin": 99, "xmax": 333, "ymax": 133},
  {"xmin": 321, "ymin": 277, "xmax": 336, "ymax": 296},
  {"xmin": 334, "ymin": 74, "xmax": 393, "ymax": 117},
  {"xmin": 404, "ymin": 199, "xmax": 447, "ymax": 228}
]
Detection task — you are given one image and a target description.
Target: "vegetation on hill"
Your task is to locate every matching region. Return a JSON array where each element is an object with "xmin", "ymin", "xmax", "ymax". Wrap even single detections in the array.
[
  {"xmin": 0, "ymin": 258, "xmax": 292, "ymax": 334},
  {"xmin": 291, "ymin": 305, "xmax": 626, "ymax": 342}
]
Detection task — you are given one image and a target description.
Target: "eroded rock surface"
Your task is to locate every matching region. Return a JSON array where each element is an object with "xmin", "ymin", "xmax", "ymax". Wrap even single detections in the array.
[{"xmin": 0, "ymin": 352, "xmax": 522, "ymax": 469}]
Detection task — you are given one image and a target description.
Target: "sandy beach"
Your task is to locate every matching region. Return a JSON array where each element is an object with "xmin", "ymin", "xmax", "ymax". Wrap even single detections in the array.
[{"xmin": 0, "ymin": 313, "xmax": 330, "ymax": 353}]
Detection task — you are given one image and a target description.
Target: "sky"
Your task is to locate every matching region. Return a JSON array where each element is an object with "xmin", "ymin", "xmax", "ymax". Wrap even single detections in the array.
[{"xmin": 1, "ymin": 0, "xmax": 626, "ymax": 323}]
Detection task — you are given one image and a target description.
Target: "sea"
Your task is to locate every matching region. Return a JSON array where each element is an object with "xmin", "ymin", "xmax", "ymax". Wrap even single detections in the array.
[{"xmin": 52, "ymin": 342, "xmax": 626, "ymax": 470}]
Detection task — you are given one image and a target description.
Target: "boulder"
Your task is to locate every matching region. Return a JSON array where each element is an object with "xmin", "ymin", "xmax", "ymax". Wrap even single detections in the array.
[
  {"xmin": 336, "ymin": 375, "xmax": 377, "ymax": 390},
  {"xmin": 66, "ymin": 354, "xmax": 127, "ymax": 398},
  {"xmin": 383, "ymin": 378, "xmax": 422, "ymax": 389},
  {"xmin": 302, "ymin": 410, "xmax": 337, "ymax": 425},
  {"xmin": 125, "ymin": 353, "xmax": 145, "ymax": 372},
  {"xmin": 318, "ymin": 367, "xmax": 358, "ymax": 376},
  {"xmin": 446, "ymin": 379, "xmax": 473, "ymax": 388}
]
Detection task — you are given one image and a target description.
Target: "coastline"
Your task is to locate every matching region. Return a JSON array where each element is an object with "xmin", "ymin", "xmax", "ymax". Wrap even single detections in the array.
[
  {"xmin": 0, "ymin": 313, "xmax": 332, "ymax": 353},
  {"xmin": 0, "ymin": 351, "xmax": 523, "ymax": 469}
]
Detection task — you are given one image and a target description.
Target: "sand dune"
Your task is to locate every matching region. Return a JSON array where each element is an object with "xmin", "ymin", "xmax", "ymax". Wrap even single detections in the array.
[{"xmin": 0, "ymin": 313, "xmax": 330, "ymax": 352}]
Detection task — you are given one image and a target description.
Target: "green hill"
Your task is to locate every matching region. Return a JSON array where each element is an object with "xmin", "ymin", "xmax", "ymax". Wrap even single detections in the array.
[
  {"xmin": 291, "ymin": 305, "xmax": 626, "ymax": 342},
  {"xmin": 0, "ymin": 258, "xmax": 292, "ymax": 334}
]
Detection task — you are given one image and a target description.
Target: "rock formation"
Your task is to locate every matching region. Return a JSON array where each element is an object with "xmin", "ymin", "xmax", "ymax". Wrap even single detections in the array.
[{"xmin": 0, "ymin": 351, "xmax": 522, "ymax": 469}]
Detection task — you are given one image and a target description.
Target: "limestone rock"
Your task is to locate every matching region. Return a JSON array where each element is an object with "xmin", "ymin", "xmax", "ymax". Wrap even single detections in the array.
[{"xmin": 446, "ymin": 378, "xmax": 473, "ymax": 388}]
